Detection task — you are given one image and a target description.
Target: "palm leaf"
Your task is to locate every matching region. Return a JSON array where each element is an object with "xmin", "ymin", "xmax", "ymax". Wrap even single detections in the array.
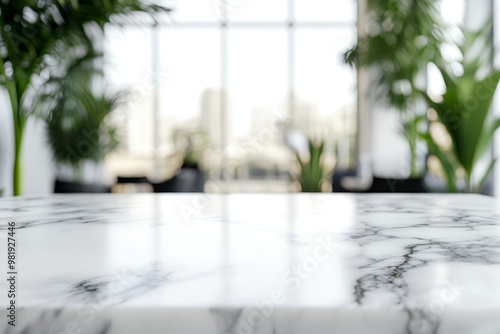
[
  {"xmin": 1, "ymin": 0, "xmax": 171, "ymax": 194},
  {"xmin": 475, "ymin": 118, "xmax": 500, "ymax": 164},
  {"xmin": 477, "ymin": 158, "xmax": 497, "ymax": 193},
  {"xmin": 423, "ymin": 21, "xmax": 500, "ymax": 189},
  {"xmin": 420, "ymin": 132, "xmax": 457, "ymax": 192}
]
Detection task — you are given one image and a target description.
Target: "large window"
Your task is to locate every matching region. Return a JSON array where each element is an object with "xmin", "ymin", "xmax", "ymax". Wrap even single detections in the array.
[{"xmin": 103, "ymin": 0, "xmax": 357, "ymax": 192}]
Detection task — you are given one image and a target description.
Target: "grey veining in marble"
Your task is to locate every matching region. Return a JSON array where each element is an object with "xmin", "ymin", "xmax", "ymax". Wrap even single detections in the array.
[{"xmin": 1, "ymin": 194, "xmax": 500, "ymax": 334}]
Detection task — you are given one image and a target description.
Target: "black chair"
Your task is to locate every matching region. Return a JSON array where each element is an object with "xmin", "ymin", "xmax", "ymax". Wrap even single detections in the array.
[
  {"xmin": 116, "ymin": 176, "xmax": 150, "ymax": 184},
  {"xmin": 151, "ymin": 168, "xmax": 205, "ymax": 193},
  {"xmin": 332, "ymin": 169, "xmax": 427, "ymax": 193},
  {"xmin": 54, "ymin": 179, "xmax": 111, "ymax": 193},
  {"xmin": 368, "ymin": 177, "xmax": 426, "ymax": 193},
  {"xmin": 114, "ymin": 175, "xmax": 152, "ymax": 193},
  {"xmin": 331, "ymin": 169, "xmax": 358, "ymax": 192}
]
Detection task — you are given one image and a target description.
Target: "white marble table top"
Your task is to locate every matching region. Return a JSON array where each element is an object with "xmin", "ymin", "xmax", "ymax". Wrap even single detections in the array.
[{"xmin": 1, "ymin": 194, "xmax": 500, "ymax": 334}]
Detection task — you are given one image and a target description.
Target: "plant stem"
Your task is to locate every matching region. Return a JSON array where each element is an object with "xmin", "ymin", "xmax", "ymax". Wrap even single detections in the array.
[
  {"xmin": 464, "ymin": 175, "xmax": 473, "ymax": 193},
  {"xmin": 409, "ymin": 140, "xmax": 418, "ymax": 178},
  {"xmin": 13, "ymin": 123, "xmax": 25, "ymax": 196},
  {"xmin": 75, "ymin": 163, "xmax": 83, "ymax": 183}
]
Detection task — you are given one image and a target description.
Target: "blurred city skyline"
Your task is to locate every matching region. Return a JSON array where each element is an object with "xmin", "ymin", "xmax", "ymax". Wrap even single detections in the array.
[{"xmin": 102, "ymin": 0, "xmax": 464, "ymax": 187}]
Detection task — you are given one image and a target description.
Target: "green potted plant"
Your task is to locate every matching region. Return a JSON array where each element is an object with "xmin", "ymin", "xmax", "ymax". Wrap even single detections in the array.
[
  {"xmin": 287, "ymin": 131, "xmax": 331, "ymax": 192},
  {"xmin": 421, "ymin": 22, "xmax": 500, "ymax": 193},
  {"xmin": 0, "ymin": 0, "xmax": 170, "ymax": 195},
  {"xmin": 296, "ymin": 139, "xmax": 329, "ymax": 192},
  {"xmin": 171, "ymin": 128, "xmax": 210, "ymax": 170},
  {"xmin": 344, "ymin": 0, "xmax": 443, "ymax": 188},
  {"xmin": 151, "ymin": 128, "xmax": 209, "ymax": 193},
  {"xmin": 41, "ymin": 60, "xmax": 122, "ymax": 192}
]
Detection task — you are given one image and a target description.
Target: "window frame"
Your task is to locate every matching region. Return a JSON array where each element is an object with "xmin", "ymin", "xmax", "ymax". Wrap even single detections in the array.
[{"xmin": 106, "ymin": 0, "xmax": 358, "ymax": 189}]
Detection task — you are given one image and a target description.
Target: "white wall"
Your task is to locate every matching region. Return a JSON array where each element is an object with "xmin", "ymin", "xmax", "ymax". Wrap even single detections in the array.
[
  {"xmin": 0, "ymin": 90, "xmax": 14, "ymax": 195},
  {"xmin": 22, "ymin": 119, "xmax": 54, "ymax": 195},
  {"xmin": 371, "ymin": 110, "xmax": 411, "ymax": 178},
  {"xmin": 0, "ymin": 90, "xmax": 53, "ymax": 196}
]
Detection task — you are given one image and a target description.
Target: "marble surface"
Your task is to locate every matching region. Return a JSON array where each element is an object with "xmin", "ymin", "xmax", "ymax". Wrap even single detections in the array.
[{"xmin": 1, "ymin": 194, "xmax": 500, "ymax": 334}]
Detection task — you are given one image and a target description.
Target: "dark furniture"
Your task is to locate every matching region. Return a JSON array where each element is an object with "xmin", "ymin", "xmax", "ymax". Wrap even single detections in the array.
[
  {"xmin": 332, "ymin": 169, "xmax": 426, "ymax": 193},
  {"xmin": 151, "ymin": 168, "xmax": 205, "ymax": 193},
  {"xmin": 54, "ymin": 179, "xmax": 111, "ymax": 193}
]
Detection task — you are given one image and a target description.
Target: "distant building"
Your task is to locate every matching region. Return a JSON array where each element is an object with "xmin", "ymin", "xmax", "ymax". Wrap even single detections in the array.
[
  {"xmin": 201, "ymin": 89, "xmax": 232, "ymax": 148},
  {"xmin": 124, "ymin": 90, "xmax": 154, "ymax": 155},
  {"xmin": 288, "ymin": 94, "xmax": 322, "ymax": 137}
]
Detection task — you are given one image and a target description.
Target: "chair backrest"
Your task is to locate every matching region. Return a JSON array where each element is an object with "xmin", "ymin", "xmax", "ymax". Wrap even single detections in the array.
[
  {"xmin": 116, "ymin": 176, "xmax": 150, "ymax": 184},
  {"xmin": 151, "ymin": 169, "xmax": 205, "ymax": 193},
  {"xmin": 54, "ymin": 180, "xmax": 111, "ymax": 193}
]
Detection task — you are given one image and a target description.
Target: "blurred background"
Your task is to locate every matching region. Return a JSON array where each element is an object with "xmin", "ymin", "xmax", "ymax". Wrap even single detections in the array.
[{"xmin": 0, "ymin": 0, "xmax": 499, "ymax": 196}]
